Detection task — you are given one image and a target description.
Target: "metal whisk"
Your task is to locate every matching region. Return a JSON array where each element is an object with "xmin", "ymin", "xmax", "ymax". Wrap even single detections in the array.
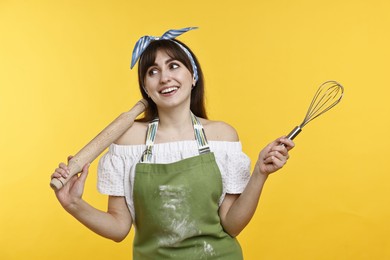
[{"xmin": 286, "ymin": 80, "xmax": 344, "ymax": 140}]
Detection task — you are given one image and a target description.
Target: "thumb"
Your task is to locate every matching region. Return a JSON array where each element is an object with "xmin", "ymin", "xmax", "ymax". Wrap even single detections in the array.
[{"xmin": 78, "ymin": 163, "xmax": 91, "ymax": 184}]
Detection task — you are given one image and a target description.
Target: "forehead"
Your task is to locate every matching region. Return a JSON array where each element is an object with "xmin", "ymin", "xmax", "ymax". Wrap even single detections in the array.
[
  {"xmin": 139, "ymin": 41, "xmax": 193, "ymax": 77},
  {"xmin": 154, "ymin": 49, "xmax": 176, "ymax": 62}
]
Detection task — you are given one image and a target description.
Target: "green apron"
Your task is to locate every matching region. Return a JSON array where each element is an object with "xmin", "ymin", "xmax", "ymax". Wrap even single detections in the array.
[{"xmin": 133, "ymin": 113, "xmax": 243, "ymax": 259}]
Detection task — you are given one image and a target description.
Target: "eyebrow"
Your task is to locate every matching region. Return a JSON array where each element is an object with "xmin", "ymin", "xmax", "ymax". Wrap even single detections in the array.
[{"xmin": 151, "ymin": 58, "xmax": 177, "ymax": 67}]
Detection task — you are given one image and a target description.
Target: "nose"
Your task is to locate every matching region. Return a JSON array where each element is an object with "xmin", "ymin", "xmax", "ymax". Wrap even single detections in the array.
[{"xmin": 159, "ymin": 68, "xmax": 171, "ymax": 84}]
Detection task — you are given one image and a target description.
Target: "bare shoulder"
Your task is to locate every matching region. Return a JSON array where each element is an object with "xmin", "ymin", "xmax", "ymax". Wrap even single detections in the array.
[
  {"xmin": 115, "ymin": 121, "xmax": 148, "ymax": 145},
  {"xmin": 199, "ymin": 118, "xmax": 239, "ymax": 142}
]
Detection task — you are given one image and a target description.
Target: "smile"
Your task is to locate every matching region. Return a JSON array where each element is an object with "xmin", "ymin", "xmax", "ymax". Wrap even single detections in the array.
[{"xmin": 160, "ymin": 87, "xmax": 179, "ymax": 94}]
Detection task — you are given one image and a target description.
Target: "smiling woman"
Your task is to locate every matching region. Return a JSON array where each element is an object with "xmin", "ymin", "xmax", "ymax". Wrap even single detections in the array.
[
  {"xmin": 50, "ymin": 27, "xmax": 294, "ymax": 259},
  {"xmin": 136, "ymin": 37, "xmax": 207, "ymax": 122},
  {"xmin": 142, "ymin": 50, "xmax": 195, "ymax": 110}
]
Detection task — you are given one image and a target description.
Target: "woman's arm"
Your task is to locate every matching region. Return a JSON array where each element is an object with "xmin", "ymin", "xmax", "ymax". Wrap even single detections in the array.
[
  {"xmin": 52, "ymin": 159, "xmax": 132, "ymax": 242},
  {"xmin": 219, "ymin": 137, "xmax": 294, "ymax": 237}
]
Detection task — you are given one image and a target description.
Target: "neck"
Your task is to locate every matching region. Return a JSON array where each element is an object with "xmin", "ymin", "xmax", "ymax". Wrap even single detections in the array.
[{"xmin": 157, "ymin": 107, "xmax": 192, "ymax": 132}]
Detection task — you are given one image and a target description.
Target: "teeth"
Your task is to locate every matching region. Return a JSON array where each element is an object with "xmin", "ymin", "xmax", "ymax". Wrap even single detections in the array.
[{"xmin": 161, "ymin": 87, "xmax": 178, "ymax": 94}]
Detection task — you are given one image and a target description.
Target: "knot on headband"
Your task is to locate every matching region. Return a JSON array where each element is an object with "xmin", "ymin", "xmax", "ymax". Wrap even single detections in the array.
[{"xmin": 130, "ymin": 27, "xmax": 199, "ymax": 82}]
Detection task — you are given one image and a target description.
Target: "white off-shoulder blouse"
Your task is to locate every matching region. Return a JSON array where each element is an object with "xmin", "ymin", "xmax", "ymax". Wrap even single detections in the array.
[{"xmin": 97, "ymin": 140, "xmax": 251, "ymax": 220}]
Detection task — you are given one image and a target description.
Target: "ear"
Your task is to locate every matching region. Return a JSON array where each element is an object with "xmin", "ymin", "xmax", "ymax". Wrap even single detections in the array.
[{"xmin": 192, "ymin": 76, "xmax": 196, "ymax": 87}]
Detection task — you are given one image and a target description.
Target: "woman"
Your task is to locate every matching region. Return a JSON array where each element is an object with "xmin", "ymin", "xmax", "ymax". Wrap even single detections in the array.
[{"xmin": 52, "ymin": 27, "xmax": 294, "ymax": 259}]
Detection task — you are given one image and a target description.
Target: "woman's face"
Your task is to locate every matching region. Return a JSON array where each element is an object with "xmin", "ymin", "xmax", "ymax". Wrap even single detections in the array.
[{"xmin": 143, "ymin": 49, "xmax": 195, "ymax": 110}]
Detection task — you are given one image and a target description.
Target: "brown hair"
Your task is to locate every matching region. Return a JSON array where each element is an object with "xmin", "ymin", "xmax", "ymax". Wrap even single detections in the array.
[{"xmin": 136, "ymin": 39, "xmax": 207, "ymax": 122}]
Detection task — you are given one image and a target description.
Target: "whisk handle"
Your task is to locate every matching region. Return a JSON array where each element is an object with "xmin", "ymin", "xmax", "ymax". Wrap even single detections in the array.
[{"xmin": 286, "ymin": 126, "xmax": 302, "ymax": 140}]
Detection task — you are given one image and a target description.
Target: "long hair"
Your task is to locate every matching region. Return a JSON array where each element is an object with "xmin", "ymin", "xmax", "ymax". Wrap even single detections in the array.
[{"xmin": 136, "ymin": 39, "xmax": 206, "ymax": 122}]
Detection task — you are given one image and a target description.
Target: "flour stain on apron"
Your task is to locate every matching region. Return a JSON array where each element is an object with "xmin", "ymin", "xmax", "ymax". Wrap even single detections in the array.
[
  {"xmin": 158, "ymin": 185, "xmax": 218, "ymax": 259},
  {"xmin": 200, "ymin": 241, "xmax": 216, "ymax": 258},
  {"xmin": 157, "ymin": 185, "xmax": 199, "ymax": 247}
]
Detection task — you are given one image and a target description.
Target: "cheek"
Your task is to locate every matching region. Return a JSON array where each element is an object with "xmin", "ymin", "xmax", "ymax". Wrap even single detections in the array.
[
  {"xmin": 181, "ymin": 71, "xmax": 195, "ymax": 85},
  {"xmin": 143, "ymin": 77, "xmax": 157, "ymax": 89}
]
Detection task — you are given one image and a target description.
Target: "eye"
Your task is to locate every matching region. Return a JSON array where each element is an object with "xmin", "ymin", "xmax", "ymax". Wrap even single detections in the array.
[
  {"xmin": 169, "ymin": 62, "xmax": 180, "ymax": 70},
  {"xmin": 147, "ymin": 67, "xmax": 159, "ymax": 76}
]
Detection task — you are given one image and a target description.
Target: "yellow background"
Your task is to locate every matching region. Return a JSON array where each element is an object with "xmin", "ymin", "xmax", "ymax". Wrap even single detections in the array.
[{"xmin": 1, "ymin": 0, "xmax": 389, "ymax": 259}]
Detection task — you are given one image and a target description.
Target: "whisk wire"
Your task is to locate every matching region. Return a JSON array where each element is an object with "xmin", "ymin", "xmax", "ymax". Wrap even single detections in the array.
[
  {"xmin": 301, "ymin": 81, "xmax": 343, "ymax": 127},
  {"xmin": 286, "ymin": 80, "xmax": 344, "ymax": 140}
]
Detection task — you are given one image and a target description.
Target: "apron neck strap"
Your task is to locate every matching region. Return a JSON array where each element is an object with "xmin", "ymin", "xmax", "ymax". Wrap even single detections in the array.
[
  {"xmin": 190, "ymin": 112, "xmax": 211, "ymax": 155},
  {"xmin": 140, "ymin": 112, "xmax": 210, "ymax": 163}
]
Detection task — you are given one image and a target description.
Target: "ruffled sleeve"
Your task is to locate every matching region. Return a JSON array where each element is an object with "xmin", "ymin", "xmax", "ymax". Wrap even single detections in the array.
[
  {"xmin": 97, "ymin": 144, "xmax": 138, "ymax": 196},
  {"xmin": 210, "ymin": 141, "xmax": 251, "ymax": 203}
]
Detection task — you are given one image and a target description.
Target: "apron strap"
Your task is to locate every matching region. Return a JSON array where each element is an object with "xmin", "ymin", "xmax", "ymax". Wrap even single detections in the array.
[
  {"xmin": 140, "ymin": 118, "xmax": 159, "ymax": 163},
  {"xmin": 191, "ymin": 112, "xmax": 211, "ymax": 155},
  {"xmin": 140, "ymin": 112, "xmax": 210, "ymax": 163}
]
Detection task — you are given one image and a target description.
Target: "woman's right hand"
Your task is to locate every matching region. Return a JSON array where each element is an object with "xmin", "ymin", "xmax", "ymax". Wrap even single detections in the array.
[
  {"xmin": 51, "ymin": 156, "xmax": 90, "ymax": 212},
  {"xmin": 51, "ymin": 157, "xmax": 132, "ymax": 241}
]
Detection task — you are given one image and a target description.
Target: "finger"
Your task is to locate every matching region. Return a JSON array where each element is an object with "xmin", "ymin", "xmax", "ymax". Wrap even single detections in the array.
[
  {"xmin": 278, "ymin": 137, "xmax": 295, "ymax": 150},
  {"xmin": 265, "ymin": 149, "xmax": 288, "ymax": 163},
  {"xmin": 270, "ymin": 145, "xmax": 288, "ymax": 156},
  {"xmin": 54, "ymin": 167, "xmax": 69, "ymax": 178},
  {"xmin": 59, "ymin": 162, "xmax": 70, "ymax": 171},
  {"xmin": 67, "ymin": 155, "xmax": 74, "ymax": 163},
  {"xmin": 58, "ymin": 163, "xmax": 71, "ymax": 177},
  {"xmin": 264, "ymin": 156, "xmax": 285, "ymax": 169},
  {"xmin": 51, "ymin": 172, "xmax": 62, "ymax": 179},
  {"xmin": 271, "ymin": 151, "xmax": 287, "ymax": 161}
]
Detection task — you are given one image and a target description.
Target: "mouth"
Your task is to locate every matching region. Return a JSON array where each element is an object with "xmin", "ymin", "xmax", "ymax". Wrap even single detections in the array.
[{"xmin": 159, "ymin": 86, "xmax": 179, "ymax": 95}]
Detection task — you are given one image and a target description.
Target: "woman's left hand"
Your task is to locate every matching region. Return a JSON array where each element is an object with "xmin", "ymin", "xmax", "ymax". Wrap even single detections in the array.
[{"xmin": 256, "ymin": 136, "xmax": 295, "ymax": 176}]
